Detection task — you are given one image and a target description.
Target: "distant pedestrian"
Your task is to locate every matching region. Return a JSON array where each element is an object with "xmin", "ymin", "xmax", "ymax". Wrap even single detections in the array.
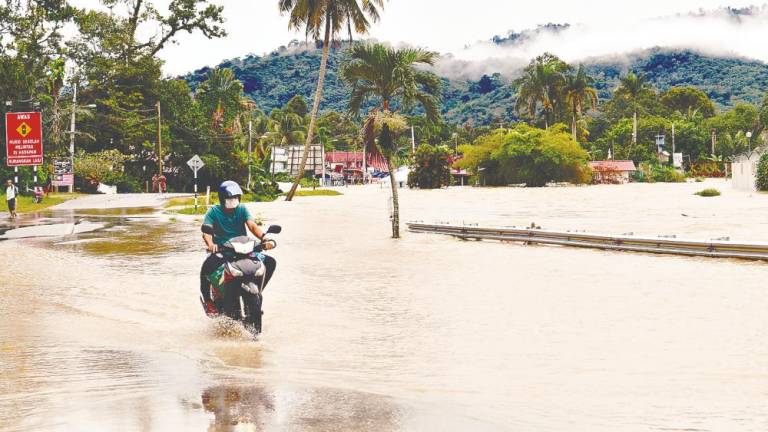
[{"xmin": 5, "ymin": 179, "xmax": 18, "ymax": 219}]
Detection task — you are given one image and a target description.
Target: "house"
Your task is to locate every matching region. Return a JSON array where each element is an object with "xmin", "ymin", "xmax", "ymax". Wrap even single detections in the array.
[
  {"xmin": 270, "ymin": 145, "xmax": 323, "ymax": 175},
  {"xmin": 731, "ymin": 148, "xmax": 765, "ymax": 191},
  {"xmin": 325, "ymin": 151, "xmax": 388, "ymax": 172},
  {"xmin": 588, "ymin": 160, "xmax": 637, "ymax": 184}
]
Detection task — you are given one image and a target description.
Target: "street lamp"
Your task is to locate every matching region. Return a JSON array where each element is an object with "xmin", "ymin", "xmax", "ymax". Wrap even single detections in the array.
[
  {"xmin": 68, "ymin": 93, "xmax": 97, "ymax": 192},
  {"xmin": 746, "ymin": 131, "xmax": 753, "ymax": 153},
  {"xmin": 452, "ymin": 132, "xmax": 458, "ymax": 156}
]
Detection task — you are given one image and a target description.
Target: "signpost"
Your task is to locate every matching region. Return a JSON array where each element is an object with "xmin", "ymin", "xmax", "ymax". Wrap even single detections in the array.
[
  {"xmin": 5, "ymin": 111, "xmax": 43, "ymax": 184},
  {"xmin": 673, "ymin": 153, "xmax": 683, "ymax": 169},
  {"xmin": 52, "ymin": 158, "xmax": 73, "ymax": 188},
  {"xmin": 187, "ymin": 154, "xmax": 204, "ymax": 212},
  {"xmin": 6, "ymin": 112, "xmax": 43, "ymax": 166}
]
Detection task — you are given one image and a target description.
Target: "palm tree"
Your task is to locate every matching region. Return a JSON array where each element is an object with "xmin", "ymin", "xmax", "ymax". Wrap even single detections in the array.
[
  {"xmin": 514, "ymin": 53, "xmax": 568, "ymax": 129},
  {"xmin": 564, "ymin": 65, "xmax": 598, "ymax": 142},
  {"xmin": 269, "ymin": 108, "xmax": 305, "ymax": 146},
  {"xmin": 615, "ymin": 71, "xmax": 649, "ymax": 146},
  {"xmin": 279, "ymin": 0, "xmax": 385, "ymax": 201},
  {"xmin": 340, "ymin": 43, "xmax": 442, "ymax": 238}
]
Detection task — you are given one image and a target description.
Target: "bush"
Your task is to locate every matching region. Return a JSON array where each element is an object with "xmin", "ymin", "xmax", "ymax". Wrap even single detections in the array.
[
  {"xmin": 695, "ymin": 188, "xmax": 721, "ymax": 197},
  {"xmin": 651, "ymin": 165, "xmax": 686, "ymax": 183},
  {"xmin": 456, "ymin": 124, "xmax": 591, "ymax": 187},
  {"xmin": 114, "ymin": 177, "xmax": 142, "ymax": 193},
  {"xmin": 756, "ymin": 154, "xmax": 768, "ymax": 191},
  {"xmin": 408, "ymin": 144, "xmax": 452, "ymax": 189}
]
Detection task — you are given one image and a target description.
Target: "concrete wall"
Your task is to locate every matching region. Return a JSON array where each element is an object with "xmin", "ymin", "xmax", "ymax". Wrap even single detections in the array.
[{"xmin": 732, "ymin": 157, "xmax": 758, "ymax": 191}]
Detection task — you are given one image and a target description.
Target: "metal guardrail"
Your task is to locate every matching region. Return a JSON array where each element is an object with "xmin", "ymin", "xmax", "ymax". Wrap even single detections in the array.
[{"xmin": 406, "ymin": 222, "xmax": 768, "ymax": 261}]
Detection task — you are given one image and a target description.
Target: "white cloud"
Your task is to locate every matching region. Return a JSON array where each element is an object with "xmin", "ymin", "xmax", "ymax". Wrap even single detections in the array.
[
  {"xmin": 432, "ymin": 6, "xmax": 768, "ymax": 80},
  {"xmin": 69, "ymin": 1, "xmax": 768, "ymax": 77}
]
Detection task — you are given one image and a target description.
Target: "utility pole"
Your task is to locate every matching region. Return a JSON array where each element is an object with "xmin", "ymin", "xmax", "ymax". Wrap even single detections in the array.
[
  {"xmin": 247, "ymin": 120, "xmax": 252, "ymax": 190},
  {"xmin": 711, "ymin": 129, "xmax": 717, "ymax": 155},
  {"xmin": 68, "ymin": 82, "xmax": 77, "ymax": 193},
  {"xmin": 671, "ymin": 122, "xmax": 676, "ymax": 167},
  {"xmin": 156, "ymin": 101, "xmax": 162, "ymax": 178},
  {"xmin": 321, "ymin": 137, "xmax": 326, "ymax": 187},
  {"xmin": 362, "ymin": 139, "xmax": 367, "ymax": 185},
  {"xmin": 411, "ymin": 126, "xmax": 415, "ymax": 154}
]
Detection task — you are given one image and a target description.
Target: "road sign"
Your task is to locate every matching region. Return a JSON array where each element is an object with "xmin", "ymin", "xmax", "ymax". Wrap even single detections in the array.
[
  {"xmin": 187, "ymin": 154, "xmax": 205, "ymax": 211},
  {"xmin": 6, "ymin": 112, "xmax": 43, "ymax": 166},
  {"xmin": 187, "ymin": 154, "xmax": 204, "ymax": 173},
  {"xmin": 54, "ymin": 159, "xmax": 72, "ymax": 175},
  {"xmin": 52, "ymin": 174, "xmax": 73, "ymax": 187},
  {"xmin": 673, "ymin": 153, "xmax": 683, "ymax": 168}
]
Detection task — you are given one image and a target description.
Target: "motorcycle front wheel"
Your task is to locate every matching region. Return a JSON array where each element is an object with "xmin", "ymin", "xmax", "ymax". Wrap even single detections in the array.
[{"xmin": 241, "ymin": 284, "xmax": 263, "ymax": 334}]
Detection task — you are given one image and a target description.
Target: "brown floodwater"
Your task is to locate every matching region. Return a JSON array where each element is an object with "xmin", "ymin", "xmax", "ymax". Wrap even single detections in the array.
[{"xmin": 2, "ymin": 180, "xmax": 768, "ymax": 431}]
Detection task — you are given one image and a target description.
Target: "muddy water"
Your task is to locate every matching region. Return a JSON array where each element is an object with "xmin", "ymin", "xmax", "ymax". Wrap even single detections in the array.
[{"xmin": 2, "ymin": 180, "xmax": 768, "ymax": 431}]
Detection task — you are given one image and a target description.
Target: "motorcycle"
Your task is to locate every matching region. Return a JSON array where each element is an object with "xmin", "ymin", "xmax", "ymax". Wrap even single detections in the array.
[{"xmin": 201, "ymin": 225, "xmax": 281, "ymax": 334}]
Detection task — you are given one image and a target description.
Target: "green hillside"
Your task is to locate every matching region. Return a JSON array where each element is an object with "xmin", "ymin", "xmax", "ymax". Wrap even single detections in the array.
[{"xmin": 183, "ymin": 43, "xmax": 768, "ymax": 126}]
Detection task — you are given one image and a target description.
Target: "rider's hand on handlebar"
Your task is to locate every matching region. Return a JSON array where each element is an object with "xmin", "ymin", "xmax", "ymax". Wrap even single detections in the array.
[{"xmin": 261, "ymin": 239, "xmax": 273, "ymax": 251}]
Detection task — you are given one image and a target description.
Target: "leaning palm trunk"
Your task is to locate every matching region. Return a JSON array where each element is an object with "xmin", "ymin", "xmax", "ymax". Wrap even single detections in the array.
[
  {"xmin": 285, "ymin": 16, "xmax": 331, "ymax": 201},
  {"xmin": 385, "ymin": 156, "xmax": 400, "ymax": 238}
]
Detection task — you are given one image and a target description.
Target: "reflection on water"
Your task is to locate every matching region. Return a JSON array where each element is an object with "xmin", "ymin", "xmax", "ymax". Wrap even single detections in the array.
[{"xmin": 2, "ymin": 181, "xmax": 768, "ymax": 431}]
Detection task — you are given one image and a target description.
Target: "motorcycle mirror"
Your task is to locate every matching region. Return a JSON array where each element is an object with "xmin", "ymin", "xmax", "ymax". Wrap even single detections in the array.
[{"xmin": 266, "ymin": 225, "xmax": 282, "ymax": 234}]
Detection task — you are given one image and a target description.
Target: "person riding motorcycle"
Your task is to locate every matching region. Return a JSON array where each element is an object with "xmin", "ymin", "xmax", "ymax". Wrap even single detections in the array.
[{"xmin": 200, "ymin": 180, "xmax": 276, "ymax": 316}]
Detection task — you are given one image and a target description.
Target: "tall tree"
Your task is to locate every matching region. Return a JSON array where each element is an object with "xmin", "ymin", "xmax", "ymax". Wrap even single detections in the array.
[
  {"xmin": 514, "ymin": 53, "xmax": 569, "ymax": 129},
  {"xmin": 278, "ymin": 0, "xmax": 385, "ymax": 201},
  {"xmin": 564, "ymin": 65, "xmax": 598, "ymax": 142},
  {"xmin": 615, "ymin": 71, "xmax": 651, "ymax": 146},
  {"xmin": 341, "ymin": 43, "xmax": 442, "ymax": 238}
]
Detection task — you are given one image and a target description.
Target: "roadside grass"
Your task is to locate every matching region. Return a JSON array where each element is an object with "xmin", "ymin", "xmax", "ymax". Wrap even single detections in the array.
[
  {"xmin": 290, "ymin": 189, "xmax": 343, "ymax": 197},
  {"xmin": 1, "ymin": 192, "xmax": 83, "ymax": 213},
  {"xmin": 169, "ymin": 205, "xmax": 209, "ymax": 215},
  {"xmin": 164, "ymin": 192, "xmax": 278, "ymax": 208}
]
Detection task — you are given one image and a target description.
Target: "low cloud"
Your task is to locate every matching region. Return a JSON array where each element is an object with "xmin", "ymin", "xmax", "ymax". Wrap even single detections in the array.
[{"xmin": 432, "ymin": 6, "xmax": 768, "ymax": 81}]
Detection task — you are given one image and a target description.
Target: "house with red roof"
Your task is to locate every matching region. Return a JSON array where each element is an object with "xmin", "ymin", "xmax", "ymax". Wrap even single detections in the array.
[{"xmin": 588, "ymin": 160, "xmax": 637, "ymax": 184}]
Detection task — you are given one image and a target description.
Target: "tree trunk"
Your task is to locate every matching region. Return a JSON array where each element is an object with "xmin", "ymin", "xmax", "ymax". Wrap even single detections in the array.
[
  {"xmin": 386, "ymin": 157, "xmax": 400, "ymax": 239},
  {"xmin": 632, "ymin": 110, "xmax": 638, "ymax": 144},
  {"xmin": 571, "ymin": 113, "xmax": 577, "ymax": 142},
  {"xmin": 285, "ymin": 14, "xmax": 331, "ymax": 201}
]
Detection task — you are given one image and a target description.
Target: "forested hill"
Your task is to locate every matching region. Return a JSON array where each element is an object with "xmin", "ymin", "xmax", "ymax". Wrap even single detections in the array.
[{"xmin": 183, "ymin": 43, "xmax": 768, "ymax": 126}]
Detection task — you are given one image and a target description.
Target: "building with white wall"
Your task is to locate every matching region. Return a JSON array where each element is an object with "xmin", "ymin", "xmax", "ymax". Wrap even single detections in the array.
[{"xmin": 732, "ymin": 148, "xmax": 764, "ymax": 191}]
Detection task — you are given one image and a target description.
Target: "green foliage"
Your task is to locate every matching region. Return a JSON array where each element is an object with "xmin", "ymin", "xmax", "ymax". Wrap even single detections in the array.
[
  {"xmin": 660, "ymin": 86, "xmax": 715, "ymax": 117},
  {"xmin": 73, "ymin": 149, "xmax": 130, "ymax": 184},
  {"xmin": 651, "ymin": 165, "xmax": 686, "ymax": 183},
  {"xmin": 756, "ymin": 154, "xmax": 768, "ymax": 191},
  {"xmin": 695, "ymin": 188, "xmax": 721, "ymax": 197},
  {"xmin": 408, "ymin": 145, "xmax": 452, "ymax": 189},
  {"xmin": 341, "ymin": 43, "xmax": 442, "ymax": 124},
  {"xmin": 284, "ymin": 94, "xmax": 309, "ymax": 116},
  {"xmin": 632, "ymin": 164, "xmax": 686, "ymax": 183},
  {"xmin": 456, "ymin": 124, "xmax": 591, "ymax": 187},
  {"xmin": 183, "ymin": 45, "xmax": 768, "ymax": 128}
]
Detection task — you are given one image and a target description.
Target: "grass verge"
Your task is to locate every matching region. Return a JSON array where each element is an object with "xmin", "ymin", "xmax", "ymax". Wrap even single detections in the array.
[
  {"xmin": 2, "ymin": 193, "xmax": 83, "ymax": 213},
  {"xmin": 164, "ymin": 192, "xmax": 278, "ymax": 208},
  {"xmin": 291, "ymin": 189, "xmax": 343, "ymax": 197}
]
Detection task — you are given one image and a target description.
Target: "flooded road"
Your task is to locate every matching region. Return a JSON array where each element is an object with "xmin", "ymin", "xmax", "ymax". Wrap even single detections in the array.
[{"xmin": 2, "ymin": 180, "xmax": 768, "ymax": 431}]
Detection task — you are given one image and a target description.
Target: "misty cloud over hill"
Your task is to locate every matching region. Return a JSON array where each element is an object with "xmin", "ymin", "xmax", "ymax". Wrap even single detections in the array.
[{"xmin": 185, "ymin": 6, "xmax": 768, "ymax": 126}]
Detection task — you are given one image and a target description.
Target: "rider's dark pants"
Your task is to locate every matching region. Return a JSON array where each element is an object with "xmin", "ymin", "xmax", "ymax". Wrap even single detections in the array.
[{"xmin": 200, "ymin": 254, "xmax": 277, "ymax": 302}]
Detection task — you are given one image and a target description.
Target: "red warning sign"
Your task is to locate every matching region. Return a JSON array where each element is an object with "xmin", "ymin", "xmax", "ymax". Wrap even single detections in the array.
[{"xmin": 6, "ymin": 112, "xmax": 43, "ymax": 166}]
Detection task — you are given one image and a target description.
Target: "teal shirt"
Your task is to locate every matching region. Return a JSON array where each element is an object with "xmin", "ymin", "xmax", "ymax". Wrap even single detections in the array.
[{"xmin": 202, "ymin": 205, "xmax": 254, "ymax": 246}]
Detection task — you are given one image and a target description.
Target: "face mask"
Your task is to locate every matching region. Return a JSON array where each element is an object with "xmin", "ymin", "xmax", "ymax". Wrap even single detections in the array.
[{"xmin": 224, "ymin": 198, "xmax": 239, "ymax": 209}]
